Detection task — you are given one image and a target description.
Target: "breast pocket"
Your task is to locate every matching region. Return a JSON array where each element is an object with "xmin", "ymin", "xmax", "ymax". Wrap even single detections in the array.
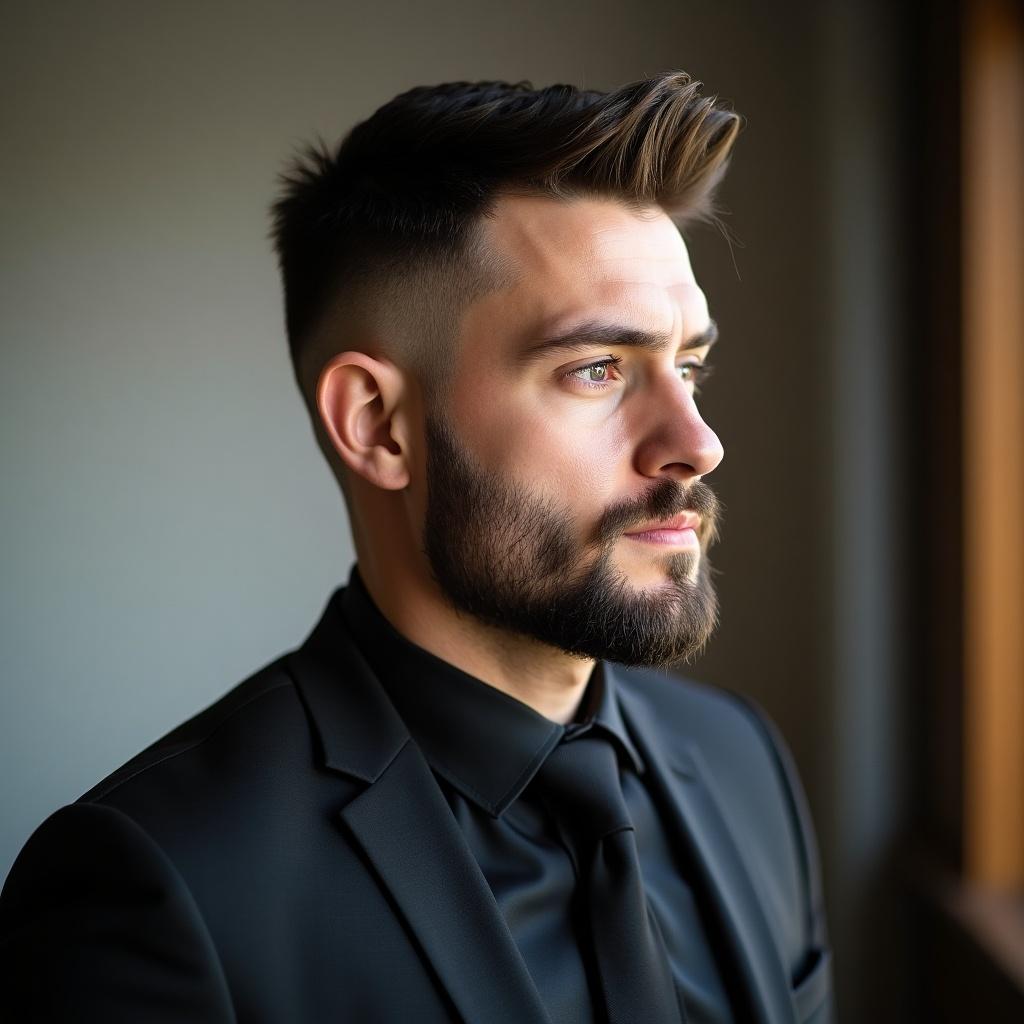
[{"xmin": 791, "ymin": 947, "xmax": 834, "ymax": 1023}]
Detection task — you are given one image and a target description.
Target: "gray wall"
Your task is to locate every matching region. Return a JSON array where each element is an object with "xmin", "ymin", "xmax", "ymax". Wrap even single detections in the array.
[{"xmin": 1, "ymin": 2, "xmax": 912, "ymax": 1019}]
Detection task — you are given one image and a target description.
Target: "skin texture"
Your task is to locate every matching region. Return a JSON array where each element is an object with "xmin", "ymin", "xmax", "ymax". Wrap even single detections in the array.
[{"xmin": 316, "ymin": 195, "xmax": 724, "ymax": 724}]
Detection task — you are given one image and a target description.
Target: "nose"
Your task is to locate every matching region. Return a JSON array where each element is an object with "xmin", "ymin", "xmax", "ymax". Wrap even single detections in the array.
[{"xmin": 632, "ymin": 378, "xmax": 724, "ymax": 482}]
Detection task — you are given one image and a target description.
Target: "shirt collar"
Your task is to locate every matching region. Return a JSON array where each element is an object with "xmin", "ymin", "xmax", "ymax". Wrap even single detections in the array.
[
  {"xmin": 339, "ymin": 564, "xmax": 644, "ymax": 818},
  {"xmin": 566, "ymin": 659, "xmax": 646, "ymax": 777}
]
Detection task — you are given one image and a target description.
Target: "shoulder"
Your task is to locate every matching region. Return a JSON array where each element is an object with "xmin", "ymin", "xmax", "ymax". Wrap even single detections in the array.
[
  {"xmin": 617, "ymin": 662, "xmax": 816, "ymax": 845},
  {"xmin": 2, "ymin": 655, "xmax": 306, "ymax": 885},
  {"xmin": 0, "ymin": 797, "xmax": 237, "ymax": 1018},
  {"xmin": 0, "ymin": 666, "xmax": 295, "ymax": 1019},
  {"xmin": 614, "ymin": 663, "xmax": 788, "ymax": 774},
  {"xmin": 63, "ymin": 650, "xmax": 364, "ymax": 875},
  {"xmin": 78, "ymin": 655, "xmax": 302, "ymax": 806}
]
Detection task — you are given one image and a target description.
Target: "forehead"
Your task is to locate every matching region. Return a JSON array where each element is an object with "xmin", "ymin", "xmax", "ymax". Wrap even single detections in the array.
[{"xmin": 466, "ymin": 194, "xmax": 706, "ymax": 344}]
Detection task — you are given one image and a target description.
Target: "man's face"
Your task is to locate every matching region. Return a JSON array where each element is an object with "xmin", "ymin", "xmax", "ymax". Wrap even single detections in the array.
[{"xmin": 420, "ymin": 194, "xmax": 724, "ymax": 667}]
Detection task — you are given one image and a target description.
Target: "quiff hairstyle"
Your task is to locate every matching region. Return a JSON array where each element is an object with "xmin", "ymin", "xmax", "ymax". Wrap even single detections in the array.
[{"xmin": 271, "ymin": 72, "xmax": 741, "ymax": 498}]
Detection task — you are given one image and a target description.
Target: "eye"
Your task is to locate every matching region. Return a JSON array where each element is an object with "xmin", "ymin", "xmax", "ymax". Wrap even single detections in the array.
[
  {"xmin": 563, "ymin": 357, "xmax": 715, "ymax": 392},
  {"xmin": 679, "ymin": 362, "xmax": 715, "ymax": 392},
  {"xmin": 564, "ymin": 356, "xmax": 624, "ymax": 388}
]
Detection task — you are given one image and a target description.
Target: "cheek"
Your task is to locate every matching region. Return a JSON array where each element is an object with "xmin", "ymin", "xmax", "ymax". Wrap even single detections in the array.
[
  {"xmin": 565, "ymin": 415, "xmax": 632, "ymax": 471},
  {"xmin": 449, "ymin": 367, "xmax": 633, "ymax": 502},
  {"xmin": 509, "ymin": 412, "xmax": 632, "ymax": 515}
]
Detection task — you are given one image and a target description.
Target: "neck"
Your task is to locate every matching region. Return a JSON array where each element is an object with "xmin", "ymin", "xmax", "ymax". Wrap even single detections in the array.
[{"xmin": 356, "ymin": 560, "xmax": 595, "ymax": 725}]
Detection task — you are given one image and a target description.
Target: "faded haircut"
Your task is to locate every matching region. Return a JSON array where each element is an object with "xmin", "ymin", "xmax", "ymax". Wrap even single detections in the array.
[{"xmin": 270, "ymin": 72, "xmax": 741, "ymax": 496}]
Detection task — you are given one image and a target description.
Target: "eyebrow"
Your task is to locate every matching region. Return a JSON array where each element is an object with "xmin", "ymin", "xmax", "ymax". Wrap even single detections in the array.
[{"xmin": 517, "ymin": 317, "xmax": 718, "ymax": 365}]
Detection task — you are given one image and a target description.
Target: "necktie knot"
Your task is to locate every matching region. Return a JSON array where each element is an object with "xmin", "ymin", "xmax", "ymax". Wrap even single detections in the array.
[{"xmin": 536, "ymin": 732, "xmax": 633, "ymax": 842}]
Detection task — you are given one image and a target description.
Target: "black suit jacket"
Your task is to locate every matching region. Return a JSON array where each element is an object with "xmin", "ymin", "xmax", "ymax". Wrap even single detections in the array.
[{"xmin": 1, "ymin": 585, "xmax": 835, "ymax": 1023}]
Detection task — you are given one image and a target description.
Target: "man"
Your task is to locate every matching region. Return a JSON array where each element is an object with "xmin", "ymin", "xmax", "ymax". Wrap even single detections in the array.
[{"xmin": 1, "ymin": 73, "xmax": 834, "ymax": 1022}]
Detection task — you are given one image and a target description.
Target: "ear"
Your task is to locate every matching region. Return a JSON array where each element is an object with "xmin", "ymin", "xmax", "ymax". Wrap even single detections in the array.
[{"xmin": 315, "ymin": 351, "xmax": 412, "ymax": 491}]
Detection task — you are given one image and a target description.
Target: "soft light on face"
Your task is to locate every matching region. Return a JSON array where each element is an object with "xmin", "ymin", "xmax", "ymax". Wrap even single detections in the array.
[{"xmin": 420, "ymin": 194, "xmax": 725, "ymax": 666}]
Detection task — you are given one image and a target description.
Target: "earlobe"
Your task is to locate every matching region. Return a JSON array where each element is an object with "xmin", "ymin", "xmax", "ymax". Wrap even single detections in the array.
[{"xmin": 315, "ymin": 352, "xmax": 411, "ymax": 491}]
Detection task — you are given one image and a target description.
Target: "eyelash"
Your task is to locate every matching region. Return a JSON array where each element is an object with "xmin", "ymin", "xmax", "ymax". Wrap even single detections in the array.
[{"xmin": 564, "ymin": 355, "xmax": 715, "ymax": 393}]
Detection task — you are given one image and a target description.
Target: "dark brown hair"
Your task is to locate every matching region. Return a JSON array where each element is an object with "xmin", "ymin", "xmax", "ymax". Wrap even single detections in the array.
[{"xmin": 271, "ymin": 72, "xmax": 741, "ymax": 490}]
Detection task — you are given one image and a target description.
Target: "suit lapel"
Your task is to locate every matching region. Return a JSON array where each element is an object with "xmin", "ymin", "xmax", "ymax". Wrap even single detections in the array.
[
  {"xmin": 615, "ymin": 669, "xmax": 795, "ymax": 1024},
  {"xmin": 341, "ymin": 740, "xmax": 552, "ymax": 1024},
  {"xmin": 288, "ymin": 589, "xmax": 550, "ymax": 1024}
]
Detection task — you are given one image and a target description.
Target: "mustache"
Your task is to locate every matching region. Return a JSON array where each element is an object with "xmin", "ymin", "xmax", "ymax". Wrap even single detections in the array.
[{"xmin": 597, "ymin": 479, "xmax": 722, "ymax": 548}]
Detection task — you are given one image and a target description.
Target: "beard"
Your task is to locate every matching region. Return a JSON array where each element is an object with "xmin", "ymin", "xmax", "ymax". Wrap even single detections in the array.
[{"xmin": 421, "ymin": 411, "xmax": 721, "ymax": 667}]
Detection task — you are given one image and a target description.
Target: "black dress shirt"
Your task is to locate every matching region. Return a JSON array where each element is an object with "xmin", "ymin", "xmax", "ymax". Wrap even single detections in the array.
[{"xmin": 341, "ymin": 564, "xmax": 737, "ymax": 1024}]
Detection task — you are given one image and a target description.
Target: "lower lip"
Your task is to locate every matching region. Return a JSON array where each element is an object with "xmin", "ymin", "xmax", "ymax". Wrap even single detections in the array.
[{"xmin": 624, "ymin": 527, "xmax": 699, "ymax": 547}]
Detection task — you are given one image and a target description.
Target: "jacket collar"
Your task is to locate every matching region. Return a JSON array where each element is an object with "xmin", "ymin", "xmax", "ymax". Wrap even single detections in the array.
[
  {"xmin": 286, "ymin": 586, "xmax": 407, "ymax": 783},
  {"xmin": 339, "ymin": 566, "xmax": 564, "ymax": 815}
]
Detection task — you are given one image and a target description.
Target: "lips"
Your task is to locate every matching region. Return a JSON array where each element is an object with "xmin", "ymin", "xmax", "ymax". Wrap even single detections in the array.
[{"xmin": 624, "ymin": 512, "xmax": 701, "ymax": 535}]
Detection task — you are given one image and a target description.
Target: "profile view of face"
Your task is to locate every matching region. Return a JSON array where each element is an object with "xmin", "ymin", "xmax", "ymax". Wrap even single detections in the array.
[{"xmin": 419, "ymin": 194, "xmax": 724, "ymax": 667}]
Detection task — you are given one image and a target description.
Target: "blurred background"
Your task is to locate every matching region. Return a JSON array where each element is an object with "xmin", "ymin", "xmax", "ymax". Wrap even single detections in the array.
[{"xmin": 2, "ymin": 0, "xmax": 1022, "ymax": 1020}]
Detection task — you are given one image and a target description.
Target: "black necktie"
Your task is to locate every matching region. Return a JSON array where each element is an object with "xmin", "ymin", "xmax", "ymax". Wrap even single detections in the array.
[{"xmin": 536, "ymin": 732, "xmax": 685, "ymax": 1024}]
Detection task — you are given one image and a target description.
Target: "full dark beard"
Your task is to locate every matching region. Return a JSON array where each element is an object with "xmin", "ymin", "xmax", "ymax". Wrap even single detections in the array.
[{"xmin": 421, "ymin": 412, "xmax": 720, "ymax": 667}]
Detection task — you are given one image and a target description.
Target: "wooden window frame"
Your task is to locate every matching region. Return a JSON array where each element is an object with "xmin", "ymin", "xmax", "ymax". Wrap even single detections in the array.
[
  {"xmin": 914, "ymin": 1, "xmax": 1024, "ymax": 1019},
  {"xmin": 961, "ymin": 0, "xmax": 1024, "ymax": 888}
]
